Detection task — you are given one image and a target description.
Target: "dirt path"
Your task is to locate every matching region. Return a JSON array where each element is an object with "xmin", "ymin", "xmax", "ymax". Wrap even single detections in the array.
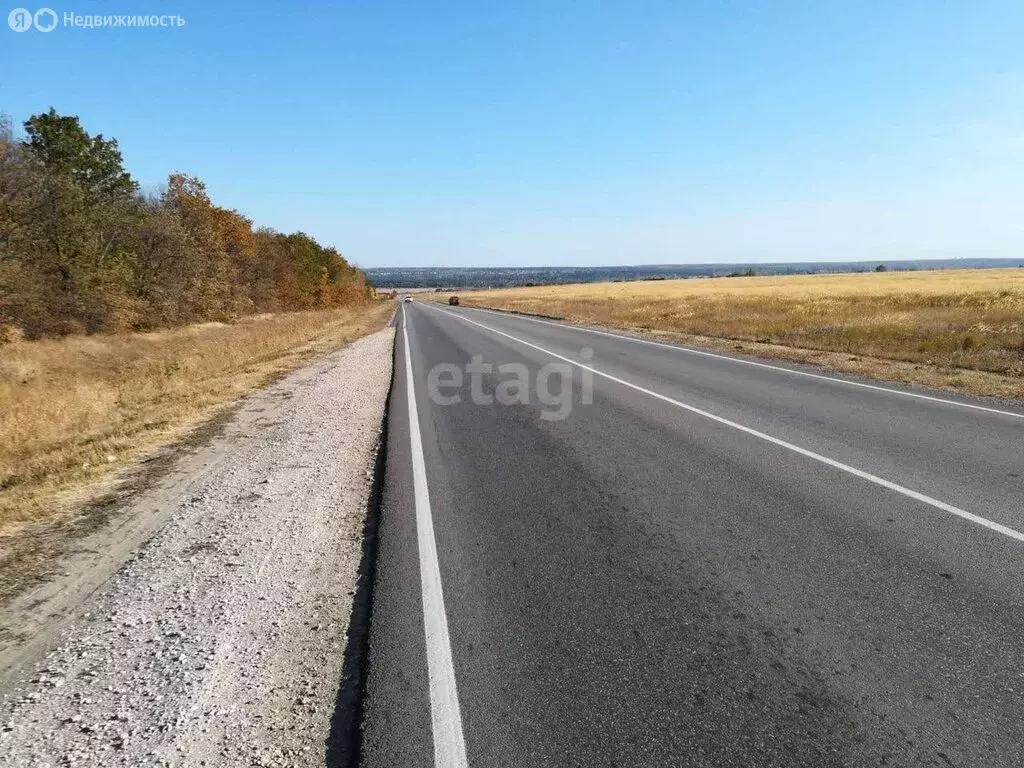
[{"xmin": 0, "ymin": 326, "xmax": 395, "ymax": 767}]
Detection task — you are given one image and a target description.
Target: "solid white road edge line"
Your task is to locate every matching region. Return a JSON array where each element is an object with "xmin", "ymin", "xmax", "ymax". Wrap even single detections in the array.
[
  {"xmin": 430, "ymin": 304, "xmax": 1024, "ymax": 545},
  {"xmin": 459, "ymin": 305, "xmax": 1024, "ymax": 420},
  {"xmin": 402, "ymin": 305, "xmax": 470, "ymax": 768}
]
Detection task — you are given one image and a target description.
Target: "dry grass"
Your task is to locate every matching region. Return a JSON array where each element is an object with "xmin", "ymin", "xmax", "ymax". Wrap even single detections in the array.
[
  {"xmin": 454, "ymin": 269, "xmax": 1024, "ymax": 399},
  {"xmin": 0, "ymin": 302, "xmax": 393, "ymax": 540}
]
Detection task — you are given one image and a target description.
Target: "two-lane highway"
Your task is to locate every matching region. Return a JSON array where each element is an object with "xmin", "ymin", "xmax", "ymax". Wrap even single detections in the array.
[{"xmin": 360, "ymin": 301, "xmax": 1024, "ymax": 767}]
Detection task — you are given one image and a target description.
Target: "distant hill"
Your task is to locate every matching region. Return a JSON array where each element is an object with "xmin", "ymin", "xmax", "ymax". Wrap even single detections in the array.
[{"xmin": 366, "ymin": 258, "xmax": 1023, "ymax": 289}]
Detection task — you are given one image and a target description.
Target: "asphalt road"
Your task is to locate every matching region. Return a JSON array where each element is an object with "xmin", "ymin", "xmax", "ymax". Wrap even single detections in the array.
[{"xmin": 361, "ymin": 301, "xmax": 1024, "ymax": 768}]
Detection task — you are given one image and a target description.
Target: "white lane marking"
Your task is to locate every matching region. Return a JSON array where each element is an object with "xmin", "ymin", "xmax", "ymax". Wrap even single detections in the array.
[
  {"xmin": 402, "ymin": 305, "xmax": 470, "ymax": 768},
  {"xmin": 455, "ymin": 305, "xmax": 1024, "ymax": 420},
  {"xmin": 429, "ymin": 304, "xmax": 1024, "ymax": 545}
]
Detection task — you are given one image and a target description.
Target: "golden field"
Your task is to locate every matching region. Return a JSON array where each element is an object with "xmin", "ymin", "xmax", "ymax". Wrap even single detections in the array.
[
  {"xmin": 0, "ymin": 302, "xmax": 393, "ymax": 543},
  {"xmin": 455, "ymin": 268, "xmax": 1024, "ymax": 398}
]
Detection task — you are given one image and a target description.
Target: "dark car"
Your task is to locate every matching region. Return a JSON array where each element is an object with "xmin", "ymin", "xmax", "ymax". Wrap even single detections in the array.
[{"xmin": 448, "ymin": 296, "xmax": 460, "ymax": 306}]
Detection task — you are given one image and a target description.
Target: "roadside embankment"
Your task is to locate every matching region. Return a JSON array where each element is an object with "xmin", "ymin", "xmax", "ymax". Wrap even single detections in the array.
[
  {"xmin": 0, "ymin": 323, "xmax": 395, "ymax": 766},
  {"xmin": 0, "ymin": 302, "xmax": 392, "ymax": 602}
]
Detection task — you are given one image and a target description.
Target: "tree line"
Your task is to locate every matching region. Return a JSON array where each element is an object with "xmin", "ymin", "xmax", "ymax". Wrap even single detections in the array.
[{"xmin": 0, "ymin": 109, "xmax": 372, "ymax": 339}]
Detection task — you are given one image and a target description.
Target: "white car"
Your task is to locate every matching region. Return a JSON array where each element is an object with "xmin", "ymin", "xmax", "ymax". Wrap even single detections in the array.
[{"xmin": 403, "ymin": 294, "xmax": 413, "ymax": 303}]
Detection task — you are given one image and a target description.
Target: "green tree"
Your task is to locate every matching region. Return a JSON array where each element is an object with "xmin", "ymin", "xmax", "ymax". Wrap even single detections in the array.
[
  {"xmin": 24, "ymin": 108, "xmax": 136, "ymax": 202},
  {"xmin": 14, "ymin": 109, "xmax": 143, "ymax": 332}
]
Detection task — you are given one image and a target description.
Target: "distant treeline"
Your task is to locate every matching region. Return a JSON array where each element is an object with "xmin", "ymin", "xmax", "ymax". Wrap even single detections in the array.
[
  {"xmin": 0, "ymin": 109, "xmax": 371, "ymax": 339},
  {"xmin": 368, "ymin": 259, "xmax": 1024, "ymax": 290}
]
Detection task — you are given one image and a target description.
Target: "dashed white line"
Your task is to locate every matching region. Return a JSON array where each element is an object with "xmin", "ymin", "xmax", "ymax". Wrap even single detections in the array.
[
  {"xmin": 429, "ymin": 304, "xmax": 1024, "ymax": 546},
  {"xmin": 458, "ymin": 305, "xmax": 1024, "ymax": 420},
  {"xmin": 402, "ymin": 305, "xmax": 470, "ymax": 768}
]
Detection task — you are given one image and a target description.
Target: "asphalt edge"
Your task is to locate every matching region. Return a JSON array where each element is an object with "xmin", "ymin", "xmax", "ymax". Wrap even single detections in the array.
[
  {"xmin": 457, "ymin": 303, "xmax": 566, "ymax": 322},
  {"xmin": 324, "ymin": 324, "xmax": 398, "ymax": 768}
]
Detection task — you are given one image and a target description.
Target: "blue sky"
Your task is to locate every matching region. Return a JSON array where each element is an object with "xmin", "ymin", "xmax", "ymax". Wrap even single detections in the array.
[{"xmin": 2, "ymin": 1, "xmax": 1023, "ymax": 267}]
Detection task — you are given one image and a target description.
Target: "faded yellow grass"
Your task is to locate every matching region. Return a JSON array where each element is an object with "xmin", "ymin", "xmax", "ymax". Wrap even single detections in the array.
[
  {"xmin": 0, "ymin": 302, "xmax": 393, "ymax": 540},
  {"xmin": 455, "ymin": 269, "xmax": 1024, "ymax": 398}
]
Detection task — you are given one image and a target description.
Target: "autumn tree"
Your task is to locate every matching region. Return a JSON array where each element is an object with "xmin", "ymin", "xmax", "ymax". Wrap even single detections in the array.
[
  {"xmin": 0, "ymin": 109, "xmax": 372, "ymax": 338},
  {"xmin": 0, "ymin": 114, "xmax": 48, "ymax": 335}
]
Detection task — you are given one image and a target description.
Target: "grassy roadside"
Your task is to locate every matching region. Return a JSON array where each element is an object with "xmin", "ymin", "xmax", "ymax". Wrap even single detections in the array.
[
  {"xmin": 450, "ymin": 269, "xmax": 1024, "ymax": 400},
  {"xmin": 0, "ymin": 301, "xmax": 394, "ymax": 545}
]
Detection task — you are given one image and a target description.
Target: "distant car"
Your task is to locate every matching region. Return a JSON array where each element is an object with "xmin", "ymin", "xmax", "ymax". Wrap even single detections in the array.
[
  {"xmin": 403, "ymin": 294, "xmax": 413, "ymax": 302},
  {"xmin": 448, "ymin": 296, "xmax": 460, "ymax": 306}
]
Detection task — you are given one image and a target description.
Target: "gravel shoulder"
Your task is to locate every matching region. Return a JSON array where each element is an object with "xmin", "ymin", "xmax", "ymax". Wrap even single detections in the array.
[{"xmin": 0, "ymin": 326, "xmax": 395, "ymax": 767}]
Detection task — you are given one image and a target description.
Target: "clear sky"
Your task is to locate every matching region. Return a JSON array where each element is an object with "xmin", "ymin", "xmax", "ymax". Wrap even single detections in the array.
[{"xmin": 2, "ymin": 1, "xmax": 1023, "ymax": 267}]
